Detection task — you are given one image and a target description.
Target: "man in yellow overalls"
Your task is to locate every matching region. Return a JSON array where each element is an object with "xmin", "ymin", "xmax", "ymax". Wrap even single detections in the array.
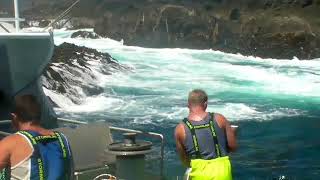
[{"xmin": 175, "ymin": 89, "xmax": 237, "ymax": 180}]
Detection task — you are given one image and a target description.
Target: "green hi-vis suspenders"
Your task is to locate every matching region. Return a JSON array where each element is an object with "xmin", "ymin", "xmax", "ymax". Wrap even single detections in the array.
[
  {"xmin": 18, "ymin": 131, "xmax": 69, "ymax": 180},
  {"xmin": 0, "ymin": 167, "xmax": 10, "ymax": 180},
  {"xmin": 183, "ymin": 112, "xmax": 222, "ymax": 159}
]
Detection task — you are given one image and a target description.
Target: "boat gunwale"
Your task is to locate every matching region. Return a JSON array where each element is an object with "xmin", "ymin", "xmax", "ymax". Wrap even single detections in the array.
[{"xmin": 0, "ymin": 32, "xmax": 52, "ymax": 38}]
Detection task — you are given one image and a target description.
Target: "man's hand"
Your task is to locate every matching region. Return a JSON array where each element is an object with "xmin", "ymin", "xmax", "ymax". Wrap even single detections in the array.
[{"xmin": 230, "ymin": 125, "xmax": 238, "ymax": 136}]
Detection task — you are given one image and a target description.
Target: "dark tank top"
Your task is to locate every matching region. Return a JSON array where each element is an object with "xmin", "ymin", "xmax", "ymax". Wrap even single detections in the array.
[{"xmin": 183, "ymin": 113, "xmax": 228, "ymax": 160}]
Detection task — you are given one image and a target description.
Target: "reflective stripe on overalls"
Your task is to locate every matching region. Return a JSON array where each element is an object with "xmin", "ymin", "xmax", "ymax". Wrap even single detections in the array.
[
  {"xmin": 183, "ymin": 113, "xmax": 232, "ymax": 180},
  {"xmin": 17, "ymin": 131, "xmax": 70, "ymax": 180}
]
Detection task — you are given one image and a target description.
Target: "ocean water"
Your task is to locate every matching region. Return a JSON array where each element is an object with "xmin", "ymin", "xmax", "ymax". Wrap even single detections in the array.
[{"xmin": 52, "ymin": 29, "xmax": 320, "ymax": 179}]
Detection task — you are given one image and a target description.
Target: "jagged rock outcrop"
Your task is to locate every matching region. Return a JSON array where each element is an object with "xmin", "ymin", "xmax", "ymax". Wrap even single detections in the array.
[
  {"xmin": 42, "ymin": 42, "xmax": 129, "ymax": 106},
  {"xmin": 71, "ymin": 30, "xmax": 101, "ymax": 39}
]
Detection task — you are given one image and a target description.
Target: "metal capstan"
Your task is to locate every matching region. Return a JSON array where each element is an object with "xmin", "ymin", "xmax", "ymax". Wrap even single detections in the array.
[{"xmin": 108, "ymin": 133, "xmax": 153, "ymax": 180}]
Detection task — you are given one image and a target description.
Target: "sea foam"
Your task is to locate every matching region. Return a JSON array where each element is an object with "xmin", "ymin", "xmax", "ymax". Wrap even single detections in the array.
[{"xmin": 44, "ymin": 28, "xmax": 320, "ymax": 123}]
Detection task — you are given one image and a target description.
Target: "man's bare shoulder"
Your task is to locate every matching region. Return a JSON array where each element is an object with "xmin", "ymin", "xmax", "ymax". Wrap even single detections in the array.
[
  {"xmin": 175, "ymin": 123, "xmax": 185, "ymax": 134},
  {"xmin": 1, "ymin": 134, "xmax": 24, "ymax": 143},
  {"xmin": 214, "ymin": 113, "xmax": 227, "ymax": 120},
  {"xmin": 175, "ymin": 123, "xmax": 185, "ymax": 139},
  {"xmin": 0, "ymin": 134, "xmax": 23, "ymax": 149},
  {"xmin": 214, "ymin": 113, "xmax": 228, "ymax": 128}
]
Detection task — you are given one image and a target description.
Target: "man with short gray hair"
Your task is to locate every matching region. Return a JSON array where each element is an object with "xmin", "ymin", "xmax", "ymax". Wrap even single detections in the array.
[{"xmin": 175, "ymin": 89, "xmax": 237, "ymax": 180}]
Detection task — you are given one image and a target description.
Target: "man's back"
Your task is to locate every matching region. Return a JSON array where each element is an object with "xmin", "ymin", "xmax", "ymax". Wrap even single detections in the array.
[
  {"xmin": 0, "ymin": 95, "xmax": 73, "ymax": 180},
  {"xmin": 176, "ymin": 112, "xmax": 235, "ymax": 180},
  {"xmin": 0, "ymin": 130, "xmax": 72, "ymax": 180},
  {"xmin": 175, "ymin": 89, "xmax": 237, "ymax": 180},
  {"xmin": 6, "ymin": 134, "xmax": 33, "ymax": 170},
  {"xmin": 183, "ymin": 113, "xmax": 228, "ymax": 160},
  {"xmin": 175, "ymin": 113, "xmax": 237, "ymax": 163}
]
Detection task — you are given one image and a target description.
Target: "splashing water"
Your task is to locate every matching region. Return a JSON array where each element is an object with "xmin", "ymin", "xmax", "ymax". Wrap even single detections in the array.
[{"xmin": 50, "ymin": 29, "xmax": 320, "ymax": 179}]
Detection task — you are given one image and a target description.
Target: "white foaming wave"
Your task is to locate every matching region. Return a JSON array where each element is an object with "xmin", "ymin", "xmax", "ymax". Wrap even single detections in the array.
[
  {"xmin": 49, "ymin": 28, "xmax": 320, "ymax": 124},
  {"xmin": 54, "ymin": 37, "xmax": 123, "ymax": 48},
  {"xmin": 46, "ymin": 84, "xmax": 306, "ymax": 124},
  {"xmin": 43, "ymin": 47, "xmax": 121, "ymax": 109},
  {"xmin": 52, "ymin": 28, "xmax": 320, "ymax": 100},
  {"xmin": 53, "ymin": 28, "xmax": 95, "ymax": 38},
  {"xmin": 258, "ymin": 108, "xmax": 304, "ymax": 121},
  {"xmin": 113, "ymin": 102, "xmax": 305, "ymax": 125},
  {"xmin": 125, "ymin": 106, "xmax": 187, "ymax": 125},
  {"xmin": 208, "ymin": 103, "xmax": 306, "ymax": 122},
  {"xmin": 43, "ymin": 88, "xmax": 75, "ymax": 109},
  {"xmin": 237, "ymin": 66, "xmax": 319, "ymax": 97},
  {"xmin": 53, "ymin": 28, "xmax": 123, "ymax": 47},
  {"xmin": 85, "ymin": 58, "xmax": 114, "ymax": 86},
  {"xmin": 133, "ymin": 115, "xmax": 153, "ymax": 124},
  {"xmin": 147, "ymin": 106, "xmax": 188, "ymax": 124},
  {"xmin": 53, "ymin": 29, "xmax": 320, "ymax": 79},
  {"xmin": 58, "ymin": 95, "xmax": 125, "ymax": 112},
  {"xmin": 207, "ymin": 103, "xmax": 261, "ymax": 122},
  {"xmin": 52, "ymin": 29, "xmax": 320, "ymax": 62},
  {"xmin": 44, "ymin": 71, "xmax": 128, "ymax": 113}
]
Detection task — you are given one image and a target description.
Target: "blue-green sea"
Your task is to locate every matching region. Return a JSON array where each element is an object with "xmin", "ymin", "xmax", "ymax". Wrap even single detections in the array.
[{"xmin": 53, "ymin": 29, "xmax": 320, "ymax": 179}]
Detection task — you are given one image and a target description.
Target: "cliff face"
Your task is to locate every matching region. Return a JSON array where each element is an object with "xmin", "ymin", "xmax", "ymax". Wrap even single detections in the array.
[
  {"xmin": 92, "ymin": 0, "xmax": 320, "ymax": 59},
  {"xmin": 14, "ymin": 0, "xmax": 320, "ymax": 59}
]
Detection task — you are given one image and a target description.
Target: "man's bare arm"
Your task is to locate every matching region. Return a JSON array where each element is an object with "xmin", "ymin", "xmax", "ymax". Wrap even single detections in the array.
[
  {"xmin": 216, "ymin": 114, "xmax": 237, "ymax": 152},
  {"xmin": 174, "ymin": 123, "xmax": 190, "ymax": 167},
  {"xmin": 0, "ymin": 136, "xmax": 13, "ymax": 170}
]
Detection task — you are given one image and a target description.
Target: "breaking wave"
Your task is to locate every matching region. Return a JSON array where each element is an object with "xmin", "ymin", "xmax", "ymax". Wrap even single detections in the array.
[{"xmin": 45, "ymin": 28, "xmax": 320, "ymax": 124}]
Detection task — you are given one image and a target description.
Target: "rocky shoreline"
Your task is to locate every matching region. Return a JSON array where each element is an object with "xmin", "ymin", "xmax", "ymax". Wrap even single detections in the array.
[
  {"xmin": 92, "ymin": 0, "xmax": 320, "ymax": 60},
  {"xmin": 42, "ymin": 41, "xmax": 129, "ymax": 106},
  {"xmin": 2, "ymin": 0, "xmax": 320, "ymax": 59}
]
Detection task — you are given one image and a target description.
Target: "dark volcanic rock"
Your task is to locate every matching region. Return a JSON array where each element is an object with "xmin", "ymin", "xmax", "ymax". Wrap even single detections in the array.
[
  {"xmin": 42, "ymin": 42, "xmax": 129, "ymax": 106},
  {"xmin": 71, "ymin": 31, "xmax": 101, "ymax": 39},
  {"xmin": 229, "ymin": 8, "xmax": 241, "ymax": 21},
  {"xmin": 15, "ymin": 0, "xmax": 320, "ymax": 59},
  {"xmin": 237, "ymin": 15, "xmax": 320, "ymax": 59},
  {"xmin": 91, "ymin": 1, "xmax": 320, "ymax": 59},
  {"xmin": 39, "ymin": 20, "xmax": 50, "ymax": 28},
  {"xmin": 302, "ymin": 0, "xmax": 314, "ymax": 8}
]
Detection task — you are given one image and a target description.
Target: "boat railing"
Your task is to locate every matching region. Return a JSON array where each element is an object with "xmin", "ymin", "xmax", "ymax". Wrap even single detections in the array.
[
  {"xmin": 0, "ymin": 118, "xmax": 165, "ymax": 178},
  {"xmin": 0, "ymin": 121, "xmax": 11, "ymax": 136},
  {"xmin": 0, "ymin": 120, "xmax": 10, "ymax": 125},
  {"xmin": 57, "ymin": 118, "xmax": 165, "ymax": 177},
  {"xmin": 0, "ymin": 0, "xmax": 80, "ymax": 33},
  {"xmin": 43, "ymin": 0, "xmax": 80, "ymax": 31},
  {"xmin": 0, "ymin": 0, "xmax": 24, "ymax": 32}
]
